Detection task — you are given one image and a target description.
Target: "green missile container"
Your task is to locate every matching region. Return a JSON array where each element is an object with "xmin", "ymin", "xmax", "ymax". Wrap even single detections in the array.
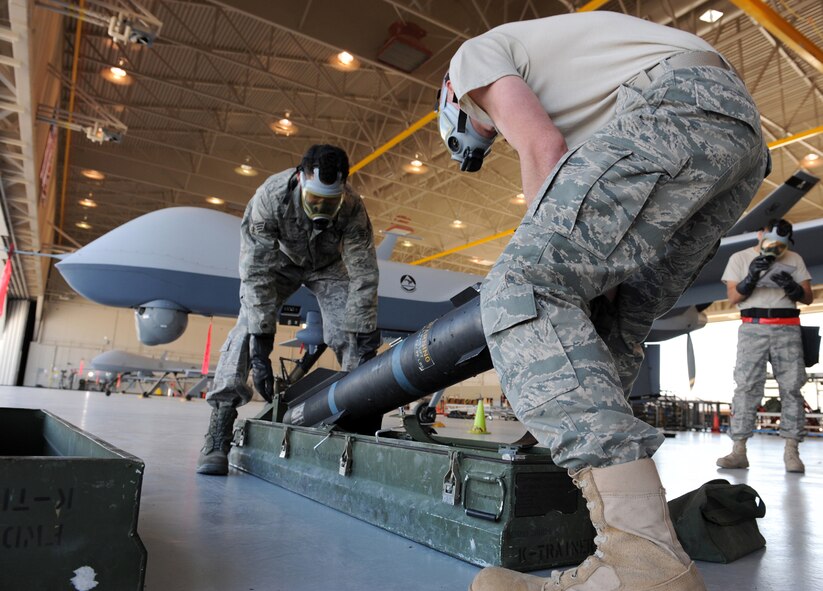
[
  {"xmin": 230, "ymin": 417, "xmax": 595, "ymax": 571},
  {"xmin": 0, "ymin": 408, "xmax": 146, "ymax": 590}
]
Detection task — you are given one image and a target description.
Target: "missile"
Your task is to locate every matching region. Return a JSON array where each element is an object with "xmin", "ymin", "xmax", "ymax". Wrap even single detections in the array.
[{"xmin": 282, "ymin": 289, "xmax": 492, "ymax": 432}]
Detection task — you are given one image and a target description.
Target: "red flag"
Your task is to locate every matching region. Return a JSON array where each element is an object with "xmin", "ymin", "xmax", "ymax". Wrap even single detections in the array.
[
  {"xmin": 201, "ymin": 319, "xmax": 213, "ymax": 375},
  {"xmin": 0, "ymin": 254, "xmax": 12, "ymax": 317}
]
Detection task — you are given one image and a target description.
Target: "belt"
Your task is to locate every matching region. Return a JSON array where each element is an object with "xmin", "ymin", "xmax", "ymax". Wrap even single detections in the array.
[
  {"xmin": 628, "ymin": 50, "xmax": 729, "ymax": 90},
  {"xmin": 742, "ymin": 317, "xmax": 800, "ymax": 325},
  {"xmin": 740, "ymin": 308, "xmax": 800, "ymax": 318}
]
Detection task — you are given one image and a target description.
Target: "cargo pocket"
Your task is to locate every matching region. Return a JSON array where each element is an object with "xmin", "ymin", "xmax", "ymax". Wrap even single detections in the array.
[
  {"xmin": 565, "ymin": 142, "xmax": 665, "ymax": 260},
  {"xmin": 481, "ymin": 275, "xmax": 580, "ymax": 401},
  {"xmin": 481, "ymin": 277, "xmax": 537, "ymax": 338}
]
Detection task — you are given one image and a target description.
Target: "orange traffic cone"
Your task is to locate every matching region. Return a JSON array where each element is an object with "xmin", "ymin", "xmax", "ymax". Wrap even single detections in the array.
[
  {"xmin": 711, "ymin": 412, "xmax": 720, "ymax": 433},
  {"xmin": 469, "ymin": 400, "xmax": 489, "ymax": 435}
]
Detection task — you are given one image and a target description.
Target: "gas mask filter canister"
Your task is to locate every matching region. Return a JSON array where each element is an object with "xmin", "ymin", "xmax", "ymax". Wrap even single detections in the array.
[
  {"xmin": 300, "ymin": 167, "xmax": 344, "ymax": 230},
  {"xmin": 437, "ymin": 75, "xmax": 497, "ymax": 172}
]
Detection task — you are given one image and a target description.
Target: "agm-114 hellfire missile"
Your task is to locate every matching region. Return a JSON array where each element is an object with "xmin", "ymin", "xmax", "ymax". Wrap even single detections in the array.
[{"xmin": 282, "ymin": 288, "xmax": 492, "ymax": 433}]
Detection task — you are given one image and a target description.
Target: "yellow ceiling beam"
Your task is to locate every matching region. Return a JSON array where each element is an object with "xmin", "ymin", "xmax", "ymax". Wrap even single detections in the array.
[
  {"xmin": 411, "ymin": 123, "xmax": 823, "ymax": 266},
  {"xmin": 577, "ymin": 0, "xmax": 611, "ymax": 12},
  {"xmin": 766, "ymin": 124, "xmax": 823, "ymax": 149},
  {"xmin": 728, "ymin": 0, "xmax": 823, "ymax": 74},
  {"xmin": 410, "ymin": 229, "xmax": 514, "ymax": 266},
  {"xmin": 350, "ymin": 111, "xmax": 437, "ymax": 175}
]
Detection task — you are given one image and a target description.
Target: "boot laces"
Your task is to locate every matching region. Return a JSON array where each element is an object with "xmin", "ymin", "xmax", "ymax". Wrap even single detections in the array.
[
  {"xmin": 548, "ymin": 473, "xmax": 606, "ymax": 587},
  {"xmin": 205, "ymin": 407, "xmax": 236, "ymax": 451},
  {"xmin": 546, "ymin": 532, "xmax": 607, "ymax": 588}
]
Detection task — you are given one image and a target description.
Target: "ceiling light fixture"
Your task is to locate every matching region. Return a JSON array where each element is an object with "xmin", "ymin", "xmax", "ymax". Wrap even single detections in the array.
[
  {"xmin": 802, "ymin": 153, "xmax": 822, "ymax": 168},
  {"xmin": 330, "ymin": 50, "xmax": 360, "ymax": 71},
  {"xmin": 81, "ymin": 169, "xmax": 105, "ymax": 180},
  {"xmin": 510, "ymin": 192, "xmax": 526, "ymax": 205},
  {"xmin": 402, "ymin": 156, "xmax": 428, "ymax": 174},
  {"xmin": 270, "ymin": 114, "xmax": 299, "ymax": 136},
  {"xmin": 699, "ymin": 9, "xmax": 724, "ymax": 23},
  {"xmin": 79, "ymin": 196, "xmax": 97, "ymax": 208},
  {"xmin": 401, "ymin": 240, "xmax": 413, "ymax": 247},
  {"xmin": 234, "ymin": 157, "xmax": 259, "ymax": 177},
  {"xmin": 76, "ymin": 219, "xmax": 92, "ymax": 230},
  {"xmin": 206, "ymin": 196, "xmax": 225, "ymax": 205},
  {"xmin": 451, "ymin": 219, "xmax": 464, "ymax": 228},
  {"xmin": 101, "ymin": 61, "xmax": 133, "ymax": 85}
]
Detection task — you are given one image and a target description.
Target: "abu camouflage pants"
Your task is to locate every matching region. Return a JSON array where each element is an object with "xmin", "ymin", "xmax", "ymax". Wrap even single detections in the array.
[
  {"xmin": 731, "ymin": 322, "xmax": 807, "ymax": 441},
  {"xmin": 481, "ymin": 61, "xmax": 769, "ymax": 471},
  {"xmin": 207, "ymin": 264, "xmax": 364, "ymax": 408}
]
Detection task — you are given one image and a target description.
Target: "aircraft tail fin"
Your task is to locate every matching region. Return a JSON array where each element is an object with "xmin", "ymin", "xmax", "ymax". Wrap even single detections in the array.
[
  {"xmin": 726, "ymin": 170, "xmax": 819, "ymax": 236},
  {"xmin": 376, "ymin": 226, "xmax": 417, "ymax": 260}
]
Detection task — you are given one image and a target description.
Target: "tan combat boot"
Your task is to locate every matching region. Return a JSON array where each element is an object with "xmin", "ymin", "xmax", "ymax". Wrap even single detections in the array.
[
  {"xmin": 716, "ymin": 440, "xmax": 748, "ymax": 469},
  {"xmin": 469, "ymin": 458, "xmax": 704, "ymax": 591},
  {"xmin": 196, "ymin": 404, "xmax": 238, "ymax": 475},
  {"xmin": 784, "ymin": 439, "xmax": 805, "ymax": 473}
]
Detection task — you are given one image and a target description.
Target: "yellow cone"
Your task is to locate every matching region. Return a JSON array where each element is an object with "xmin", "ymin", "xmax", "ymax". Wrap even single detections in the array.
[{"xmin": 469, "ymin": 400, "xmax": 489, "ymax": 434}]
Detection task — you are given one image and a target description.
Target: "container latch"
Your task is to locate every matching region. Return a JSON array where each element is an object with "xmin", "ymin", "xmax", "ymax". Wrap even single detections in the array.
[
  {"xmin": 339, "ymin": 436, "xmax": 353, "ymax": 476},
  {"xmin": 442, "ymin": 450, "xmax": 462, "ymax": 505},
  {"xmin": 279, "ymin": 427, "xmax": 291, "ymax": 459}
]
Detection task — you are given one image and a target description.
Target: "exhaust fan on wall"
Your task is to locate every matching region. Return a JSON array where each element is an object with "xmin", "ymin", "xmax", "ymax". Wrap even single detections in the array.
[{"xmin": 376, "ymin": 21, "xmax": 432, "ymax": 72}]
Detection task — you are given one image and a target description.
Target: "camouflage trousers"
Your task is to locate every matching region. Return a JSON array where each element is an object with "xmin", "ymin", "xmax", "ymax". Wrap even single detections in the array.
[
  {"xmin": 731, "ymin": 322, "xmax": 807, "ymax": 441},
  {"xmin": 207, "ymin": 266, "xmax": 363, "ymax": 408},
  {"xmin": 481, "ymin": 62, "xmax": 769, "ymax": 471}
]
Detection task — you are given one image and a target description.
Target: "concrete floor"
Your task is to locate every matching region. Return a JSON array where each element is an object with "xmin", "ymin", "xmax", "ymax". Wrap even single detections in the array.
[{"xmin": 1, "ymin": 386, "xmax": 821, "ymax": 591}]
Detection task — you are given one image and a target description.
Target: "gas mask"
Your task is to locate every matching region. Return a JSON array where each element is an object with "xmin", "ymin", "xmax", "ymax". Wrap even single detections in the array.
[
  {"xmin": 437, "ymin": 75, "xmax": 497, "ymax": 172},
  {"xmin": 299, "ymin": 167, "xmax": 344, "ymax": 230},
  {"xmin": 759, "ymin": 227, "xmax": 790, "ymax": 259}
]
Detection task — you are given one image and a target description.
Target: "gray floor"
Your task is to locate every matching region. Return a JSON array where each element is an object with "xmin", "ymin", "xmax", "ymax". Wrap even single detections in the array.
[{"xmin": 1, "ymin": 386, "xmax": 821, "ymax": 591}]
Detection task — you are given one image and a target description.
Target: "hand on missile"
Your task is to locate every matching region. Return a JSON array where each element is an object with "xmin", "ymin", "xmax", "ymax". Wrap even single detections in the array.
[
  {"xmin": 771, "ymin": 271, "xmax": 805, "ymax": 301},
  {"xmin": 736, "ymin": 255, "xmax": 774, "ymax": 297},
  {"xmin": 249, "ymin": 334, "xmax": 275, "ymax": 402},
  {"xmin": 354, "ymin": 330, "xmax": 381, "ymax": 366}
]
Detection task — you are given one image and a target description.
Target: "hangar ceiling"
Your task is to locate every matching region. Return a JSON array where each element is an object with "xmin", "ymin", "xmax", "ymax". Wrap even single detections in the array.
[{"xmin": 7, "ymin": 0, "xmax": 823, "ymax": 304}]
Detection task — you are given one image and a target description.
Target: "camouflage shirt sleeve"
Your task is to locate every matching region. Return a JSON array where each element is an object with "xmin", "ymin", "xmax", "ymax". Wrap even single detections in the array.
[
  {"xmin": 239, "ymin": 175, "xmax": 285, "ymax": 335},
  {"xmin": 340, "ymin": 194, "xmax": 379, "ymax": 333}
]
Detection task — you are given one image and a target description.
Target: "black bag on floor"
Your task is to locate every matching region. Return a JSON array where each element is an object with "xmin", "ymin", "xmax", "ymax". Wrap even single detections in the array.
[
  {"xmin": 667, "ymin": 479, "xmax": 766, "ymax": 563},
  {"xmin": 800, "ymin": 325, "xmax": 821, "ymax": 367}
]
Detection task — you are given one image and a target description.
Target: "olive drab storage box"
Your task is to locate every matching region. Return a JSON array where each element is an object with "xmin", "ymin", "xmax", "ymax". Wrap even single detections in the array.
[
  {"xmin": 0, "ymin": 408, "xmax": 147, "ymax": 590},
  {"xmin": 230, "ymin": 418, "xmax": 595, "ymax": 571}
]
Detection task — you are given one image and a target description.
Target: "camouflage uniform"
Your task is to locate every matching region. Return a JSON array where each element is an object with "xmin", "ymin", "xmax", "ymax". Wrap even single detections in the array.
[
  {"xmin": 480, "ymin": 64, "xmax": 768, "ymax": 471},
  {"xmin": 207, "ymin": 169, "xmax": 379, "ymax": 408},
  {"xmin": 730, "ymin": 323, "xmax": 807, "ymax": 441}
]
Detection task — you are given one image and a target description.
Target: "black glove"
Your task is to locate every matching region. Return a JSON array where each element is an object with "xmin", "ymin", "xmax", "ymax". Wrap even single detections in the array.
[
  {"xmin": 355, "ymin": 330, "xmax": 381, "ymax": 366},
  {"xmin": 736, "ymin": 255, "xmax": 774, "ymax": 297},
  {"xmin": 771, "ymin": 271, "xmax": 805, "ymax": 301},
  {"xmin": 249, "ymin": 334, "xmax": 275, "ymax": 403}
]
